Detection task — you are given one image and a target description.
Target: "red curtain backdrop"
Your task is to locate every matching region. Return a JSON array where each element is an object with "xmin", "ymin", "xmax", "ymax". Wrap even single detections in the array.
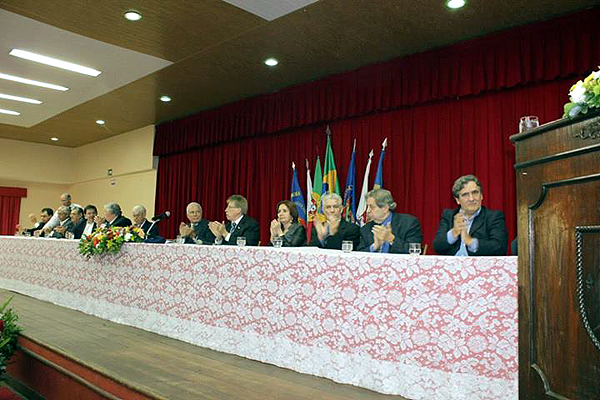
[
  {"xmin": 154, "ymin": 8, "xmax": 600, "ymax": 156},
  {"xmin": 154, "ymin": 8, "xmax": 600, "ymax": 251},
  {"xmin": 0, "ymin": 187, "xmax": 27, "ymax": 236},
  {"xmin": 155, "ymin": 78, "xmax": 575, "ymax": 248}
]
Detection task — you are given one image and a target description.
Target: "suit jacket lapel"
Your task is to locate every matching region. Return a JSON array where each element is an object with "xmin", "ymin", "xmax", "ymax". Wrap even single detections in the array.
[{"xmin": 469, "ymin": 207, "xmax": 486, "ymax": 236}]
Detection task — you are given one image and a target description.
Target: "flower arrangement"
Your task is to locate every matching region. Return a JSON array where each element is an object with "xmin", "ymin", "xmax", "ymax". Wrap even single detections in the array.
[
  {"xmin": 563, "ymin": 67, "xmax": 600, "ymax": 118},
  {"xmin": 79, "ymin": 226, "xmax": 145, "ymax": 258},
  {"xmin": 0, "ymin": 296, "xmax": 21, "ymax": 378}
]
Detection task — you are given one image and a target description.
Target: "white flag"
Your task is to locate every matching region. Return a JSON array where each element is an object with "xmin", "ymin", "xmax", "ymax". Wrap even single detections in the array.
[
  {"xmin": 356, "ymin": 149, "xmax": 374, "ymax": 226},
  {"xmin": 306, "ymin": 158, "xmax": 312, "ymax": 218}
]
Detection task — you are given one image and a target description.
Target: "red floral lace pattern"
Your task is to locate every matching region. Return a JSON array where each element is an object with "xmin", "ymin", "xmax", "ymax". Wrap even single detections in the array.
[{"xmin": 0, "ymin": 237, "xmax": 518, "ymax": 399}]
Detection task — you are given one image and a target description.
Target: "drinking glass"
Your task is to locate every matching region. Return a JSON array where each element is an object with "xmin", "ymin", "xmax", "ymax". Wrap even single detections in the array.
[
  {"xmin": 342, "ymin": 240, "xmax": 353, "ymax": 253},
  {"xmin": 272, "ymin": 237, "xmax": 283, "ymax": 248},
  {"xmin": 519, "ymin": 116, "xmax": 540, "ymax": 133},
  {"xmin": 409, "ymin": 243, "xmax": 422, "ymax": 256},
  {"xmin": 237, "ymin": 236, "xmax": 246, "ymax": 247},
  {"xmin": 176, "ymin": 235, "xmax": 185, "ymax": 244},
  {"xmin": 65, "ymin": 232, "xmax": 74, "ymax": 240}
]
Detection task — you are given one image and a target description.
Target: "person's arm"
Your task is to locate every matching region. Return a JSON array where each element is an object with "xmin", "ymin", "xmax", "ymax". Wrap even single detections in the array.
[
  {"xmin": 42, "ymin": 213, "xmax": 60, "ymax": 231},
  {"xmin": 433, "ymin": 210, "xmax": 455, "ymax": 255},
  {"xmin": 245, "ymin": 219, "xmax": 261, "ymax": 246},
  {"xmin": 389, "ymin": 216, "xmax": 423, "ymax": 254},
  {"xmin": 282, "ymin": 225, "xmax": 306, "ymax": 247},
  {"xmin": 308, "ymin": 226, "xmax": 321, "ymax": 247},
  {"xmin": 468, "ymin": 211, "xmax": 508, "ymax": 256},
  {"xmin": 357, "ymin": 224, "xmax": 373, "ymax": 252}
]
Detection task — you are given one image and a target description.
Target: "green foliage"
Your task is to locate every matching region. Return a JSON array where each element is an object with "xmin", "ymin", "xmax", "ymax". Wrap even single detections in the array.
[{"xmin": 0, "ymin": 297, "xmax": 22, "ymax": 378}]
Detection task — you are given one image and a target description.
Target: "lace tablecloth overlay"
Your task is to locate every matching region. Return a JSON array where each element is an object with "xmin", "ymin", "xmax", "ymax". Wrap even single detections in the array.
[{"xmin": 0, "ymin": 237, "xmax": 517, "ymax": 399}]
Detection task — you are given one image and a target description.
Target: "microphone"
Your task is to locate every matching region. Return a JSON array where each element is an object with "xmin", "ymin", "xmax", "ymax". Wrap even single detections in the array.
[{"xmin": 152, "ymin": 211, "xmax": 171, "ymax": 222}]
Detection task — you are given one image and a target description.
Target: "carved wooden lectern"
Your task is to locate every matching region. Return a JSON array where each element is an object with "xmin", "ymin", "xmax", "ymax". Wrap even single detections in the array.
[{"xmin": 511, "ymin": 112, "xmax": 600, "ymax": 399}]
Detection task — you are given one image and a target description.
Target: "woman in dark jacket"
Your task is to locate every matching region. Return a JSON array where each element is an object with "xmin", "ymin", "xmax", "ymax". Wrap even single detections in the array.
[{"xmin": 269, "ymin": 200, "xmax": 306, "ymax": 247}]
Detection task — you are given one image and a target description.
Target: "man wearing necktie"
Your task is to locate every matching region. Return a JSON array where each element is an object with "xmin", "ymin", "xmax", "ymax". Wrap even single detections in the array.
[
  {"xmin": 179, "ymin": 202, "xmax": 215, "ymax": 244},
  {"xmin": 433, "ymin": 174, "xmax": 508, "ymax": 256},
  {"xmin": 358, "ymin": 189, "xmax": 423, "ymax": 253},
  {"xmin": 209, "ymin": 195, "xmax": 260, "ymax": 246}
]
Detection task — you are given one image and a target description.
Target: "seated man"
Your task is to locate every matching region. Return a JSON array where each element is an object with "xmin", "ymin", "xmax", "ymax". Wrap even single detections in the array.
[
  {"xmin": 179, "ymin": 202, "xmax": 215, "ymax": 244},
  {"xmin": 66, "ymin": 207, "xmax": 86, "ymax": 239},
  {"xmin": 309, "ymin": 193, "xmax": 360, "ymax": 250},
  {"xmin": 132, "ymin": 205, "xmax": 159, "ymax": 238},
  {"xmin": 433, "ymin": 174, "xmax": 508, "ymax": 256},
  {"xmin": 358, "ymin": 189, "xmax": 423, "ymax": 253},
  {"xmin": 95, "ymin": 202, "xmax": 132, "ymax": 228},
  {"xmin": 32, "ymin": 208, "xmax": 53, "ymax": 237},
  {"xmin": 49, "ymin": 206, "xmax": 74, "ymax": 238},
  {"xmin": 209, "ymin": 195, "xmax": 260, "ymax": 246},
  {"xmin": 81, "ymin": 205, "xmax": 98, "ymax": 237}
]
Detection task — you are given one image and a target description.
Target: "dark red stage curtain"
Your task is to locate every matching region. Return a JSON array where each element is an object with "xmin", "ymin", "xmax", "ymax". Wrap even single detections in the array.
[
  {"xmin": 155, "ymin": 78, "xmax": 574, "ymax": 249},
  {"xmin": 154, "ymin": 7, "xmax": 600, "ymax": 156},
  {"xmin": 0, "ymin": 187, "xmax": 27, "ymax": 236}
]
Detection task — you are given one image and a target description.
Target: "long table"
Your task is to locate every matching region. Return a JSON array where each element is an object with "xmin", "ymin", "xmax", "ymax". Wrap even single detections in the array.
[{"xmin": 0, "ymin": 237, "xmax": 517, "ymax": 399}]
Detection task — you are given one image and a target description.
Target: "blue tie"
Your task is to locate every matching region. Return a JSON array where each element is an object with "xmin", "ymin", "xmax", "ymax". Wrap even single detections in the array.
[{"xmin": 230, "ymin": 222, "xmax": 237, "ymax": 236}]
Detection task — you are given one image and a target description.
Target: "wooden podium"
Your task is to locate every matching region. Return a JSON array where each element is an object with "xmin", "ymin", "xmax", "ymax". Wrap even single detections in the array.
[{"xmin": 511, "ymin": 111, "xmax": 600, "ymax": 399}]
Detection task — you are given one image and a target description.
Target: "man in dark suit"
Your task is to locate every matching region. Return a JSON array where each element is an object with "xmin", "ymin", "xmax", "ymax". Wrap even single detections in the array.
[
  {"xmin": 209, "ymin": 195, "xmax": 260, "ymax": 246},
  {"xmin": 67, "ymin": 207, "xmax": 86, "ymax": 239},
  {"xmin": 132, "ymin": 205, "xmax": 160, "ymax": 238},
  {"xmin": 81, "ymin": 205, "xmax": 98, "ymax": 238},
  {"xmin": 29, "ymin": 208, "xmax": 53, "ymax": 236},
  {"xmin": 358, "ymin": 189, "xmax": 423, "ymax": 253},
  {"xmin": 433, "ymin": 174, "xmax": 508, "ymax": 256},
  {"xmin": 179, "ymin": 202, "xmax": 215, "ymax": 244},
  {"xmin": 309, "ymin": 193, "xmax": 360, "ymax": 250},
  {"xmin": 95, "ymin": 202, "xmax": 132, "ymax": 228}
]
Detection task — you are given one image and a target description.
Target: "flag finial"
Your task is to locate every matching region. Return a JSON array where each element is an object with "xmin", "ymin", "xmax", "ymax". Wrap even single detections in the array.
[
  {"xmin": 369, "ymin": 149, "xmax": 374, "ymax": 158},
  {"xmin": 292, "ymin": 161, "xmax": 296, "ymax": 169},
  {"xmin": 382, "ymin": 137, "xmax": 388, "ymax": 149},
  {"xmin": 326, "ymin": 124, "xmax": 331, "ymax": 136}
]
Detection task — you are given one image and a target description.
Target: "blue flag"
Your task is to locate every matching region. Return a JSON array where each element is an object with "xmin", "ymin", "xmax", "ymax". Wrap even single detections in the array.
[
  {"xmin": 291, "ymin": 162, "xmax": 307, "ymax": 226},
  {"xmin": 373, "ymin": 138, "xmax": 388, "ymax": 189},
  {"xmin": 343, "ymin": 139, "xmax": 357, "ymax": 223}
]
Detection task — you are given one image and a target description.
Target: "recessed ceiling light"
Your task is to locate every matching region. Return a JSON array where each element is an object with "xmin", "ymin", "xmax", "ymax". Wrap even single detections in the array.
[
  {"xmin": 0, "ymin": 108, "xmax": 20, "ymax": 116},
  {"xmin": 9, "ymin": 49, "xmax": 101, "ymax": 77},
  {"xmin": 51, "ymin": 137, "xmax": 58, "ymax": 141},
  {"xmin": 96, "ymin": 119, "xmax": 105, "ymax": 125},
  {"xmin": 124, "ymin": 11, "xmax": 142, "ymax": 21},
  {"xmin": 160, "ymin": 95, "xmax": 171, "ymax": 102},
  {"xmin": 0, "ymin": 93, "xmax": 42, "ymax": 104},
  {"xmin": 264, "ymin": 58, "xmax": 279, "ymax": 67},
  {"xmin": 447, "ymin": 0, "xmax": 465, "ymax": 9},
  {"xmin": 0, "ymin": 72, "xmax": 68, "ymax": 91}
]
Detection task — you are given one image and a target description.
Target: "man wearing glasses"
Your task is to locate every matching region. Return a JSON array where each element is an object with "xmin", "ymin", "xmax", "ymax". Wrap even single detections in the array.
[
  {"xmin": 309, "ymin": 193, "xmax": 360, "ymax": 250},
  {"xmin": 433, "ymin": 174, "xmax": 508, "ymax": 256}
]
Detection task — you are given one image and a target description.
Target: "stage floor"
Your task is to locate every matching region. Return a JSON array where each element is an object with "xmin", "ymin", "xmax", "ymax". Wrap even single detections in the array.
[{"xmin": 2, "ymin": 289, "xmax": 407, "ymax": 400}]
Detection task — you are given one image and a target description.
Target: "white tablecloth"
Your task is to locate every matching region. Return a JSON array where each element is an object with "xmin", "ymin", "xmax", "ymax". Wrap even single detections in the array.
[{"xmin": 0, "ymin": 237, "xmax": 518, "ymax": 399}]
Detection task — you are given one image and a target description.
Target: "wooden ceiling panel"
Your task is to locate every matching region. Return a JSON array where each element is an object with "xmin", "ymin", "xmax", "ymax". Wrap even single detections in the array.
[{"xmin": 0, "ymin": 0, "xmax": 598, "ymax": 147}]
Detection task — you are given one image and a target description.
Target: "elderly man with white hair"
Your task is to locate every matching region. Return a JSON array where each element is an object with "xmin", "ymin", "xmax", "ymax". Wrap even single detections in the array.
[
  {"xmin": 48, "ymin": 206, "xmax": 74, "ymax": 238},
  {"xmin": 179, "ymin": 202, "xmax": 215, "ymax": 244},
  {"xmin": 131, "ymin": 205, "xmax": 159, "ymax": 238},
  {"xmin": 95, "ymin": 202, "xmax": 132, "ymax": 228}
]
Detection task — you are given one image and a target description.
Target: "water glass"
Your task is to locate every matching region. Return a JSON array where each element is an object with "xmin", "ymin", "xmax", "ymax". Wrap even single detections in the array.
[
  {"xmin": 272, "ymin": 237, "xmax": 283, "ymax": 248},
  {"xmin": 341, "ymin": 240, "xmax": 353, "ymax": 253},
  {"xmin": 519, "ymin": 116, "xmax": 539, "ymax": 133},
  {"xmin": 176, "ymin": 235, "xmax": 185, "ymax": 244},
  {"xmin": 237, "ymin": 236, "xmax": 246, "ymax": 247},
  {"xmin": 409, "ymin": 243, "xmax": 422, "ymax": 256},
  {"xmin": 65, "ymin": 232, "xmax": 74, "ymax": 240}
]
